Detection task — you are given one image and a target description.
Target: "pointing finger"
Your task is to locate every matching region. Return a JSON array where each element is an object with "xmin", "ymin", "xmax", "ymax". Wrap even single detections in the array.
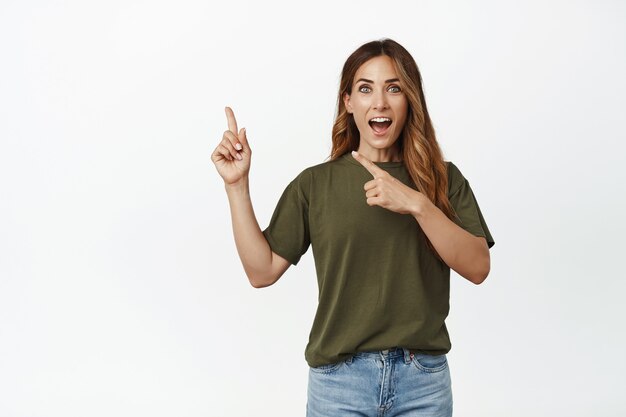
[
  {"xmin": 351, "ymin": 151, "xmax": 385, "ymax": 178},
  {"xmin": 225, "ymin": 106, "xmax": 238, "ymax": 134}
]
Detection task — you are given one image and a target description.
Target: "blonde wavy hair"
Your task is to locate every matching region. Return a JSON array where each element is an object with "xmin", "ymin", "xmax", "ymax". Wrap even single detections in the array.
[{"xmin": 330, "ymin": 38, "xmax": 456, "ymax": 261}]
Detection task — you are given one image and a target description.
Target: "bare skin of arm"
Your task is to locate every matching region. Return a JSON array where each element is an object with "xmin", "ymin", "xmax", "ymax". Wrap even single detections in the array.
[
  {"xmin": 211, "ymin": 107, "xmax": 291, "ymax": 288},
  {"xmin": 352, "ymin": 151, "xmax": 491, "ymax": 285}
]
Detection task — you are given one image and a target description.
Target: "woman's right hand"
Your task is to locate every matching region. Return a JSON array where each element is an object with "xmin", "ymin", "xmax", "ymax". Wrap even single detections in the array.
[{"xmin": 211, "ymin": 107, "xmax": 251, "ymax": 185}]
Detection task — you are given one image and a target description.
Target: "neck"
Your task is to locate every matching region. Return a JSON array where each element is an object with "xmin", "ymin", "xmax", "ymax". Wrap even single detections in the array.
[{"xmin": 356, "ymin": 144, "xmax": 401, "ymax": 163}]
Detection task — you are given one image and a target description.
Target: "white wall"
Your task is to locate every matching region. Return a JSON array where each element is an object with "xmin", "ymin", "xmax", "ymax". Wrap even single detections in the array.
[{"xmin": 1, "ymin": 0, "xmax": 625, "ymax": 415}]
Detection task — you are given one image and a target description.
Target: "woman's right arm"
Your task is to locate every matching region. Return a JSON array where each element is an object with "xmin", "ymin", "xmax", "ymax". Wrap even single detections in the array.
[{"xmin": 211, "ymin": 107, "xmax": 291, "ymax": 288}]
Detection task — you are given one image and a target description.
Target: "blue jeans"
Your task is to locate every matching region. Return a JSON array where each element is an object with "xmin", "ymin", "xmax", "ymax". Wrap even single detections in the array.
[{"xmin": 307, "ymin": 347, "xmax": 452, "ymax": 416}]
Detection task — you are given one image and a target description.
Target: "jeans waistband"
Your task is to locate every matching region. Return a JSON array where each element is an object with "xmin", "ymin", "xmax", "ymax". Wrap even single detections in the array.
[{"xmin": 353, "ymin": 346, "xmax": 416, "ymax": 359}]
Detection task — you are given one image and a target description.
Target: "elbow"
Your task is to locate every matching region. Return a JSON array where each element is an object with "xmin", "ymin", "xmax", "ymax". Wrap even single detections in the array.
[
  {"xmin": 470, "ymin": 260, "xmax": 491, "ymax": 285},
  {"xmin": 248, "ymin": 275, "xmax": 269, "ymax": 289},
  {"xmin": 248, "ymin": 276, "xmax": 263, "ymax": 288},
  {"xmin": 470, "ymin": 271, "xmax": 488, "ymax": 285},
  {"xmin": 472, "ymin": 244, "xmax": 491, "ymax": 285},
  {"xmin": 461, "ymin": 236, "xmax": 491, "ymax": 285},
  {"xmin": 251, "ymin": 281, "xmax": 275, "ymax": 289},
  {"xmin": 247, "ymin": 256, "xmax": 289, "ymax": 288},
  {"xmin": 247, "ymin": 271, "xmax": 276, "ymax": 289}
]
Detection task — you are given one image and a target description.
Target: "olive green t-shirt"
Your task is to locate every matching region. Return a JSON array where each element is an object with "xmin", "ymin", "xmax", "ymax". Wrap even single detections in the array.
[{"xmin": 262, "ymin": 152, "xmax": 495, "ymax": 368}]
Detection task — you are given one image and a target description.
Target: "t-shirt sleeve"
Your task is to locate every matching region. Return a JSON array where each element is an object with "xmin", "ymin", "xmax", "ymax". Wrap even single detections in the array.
[
  {"xmin": 261, "ymin": 171, "xmax": 311, "ymax": 265},
  {"xmin": 447, "ymin": 162, "xmax": 495, "ymax": 249}
]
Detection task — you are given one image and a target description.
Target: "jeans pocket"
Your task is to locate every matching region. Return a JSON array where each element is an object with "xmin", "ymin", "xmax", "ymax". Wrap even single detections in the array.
[
  {"xmin": 411, "ymin": 353, "xmax": 448, "ymax": 373},
  {"xmin": 309, "ymin": 359, "xmax": 345, "ymax": 374}
]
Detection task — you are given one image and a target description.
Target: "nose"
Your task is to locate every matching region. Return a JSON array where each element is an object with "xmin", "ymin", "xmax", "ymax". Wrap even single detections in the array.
[{"xmin": 372, "ymin": 89, "xmax": 389, "ymax": 110}]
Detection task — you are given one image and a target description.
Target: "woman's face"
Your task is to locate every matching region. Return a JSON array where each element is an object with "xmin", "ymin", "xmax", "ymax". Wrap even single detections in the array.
[{"xmin": 343, "ymin": 55, "xmax": 409, "ymax": 154}]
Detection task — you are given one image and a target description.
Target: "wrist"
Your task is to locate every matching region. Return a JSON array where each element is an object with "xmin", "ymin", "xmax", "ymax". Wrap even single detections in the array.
[
  {"xmin": 411, "ymin": 193, "xmax": 433, "ymax": 221},
  {"xmin": 225, "ymin": 177, "xmax": 250, "ymax": 195}
]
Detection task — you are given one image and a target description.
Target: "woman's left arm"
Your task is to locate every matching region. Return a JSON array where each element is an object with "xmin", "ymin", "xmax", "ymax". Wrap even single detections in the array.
[
  {"xmin": 413, "ymin": 201, "xmax": 490, "ymax": 285},
  {"xmin": 352, "ymin": 151, "xmax": 490, "ymax": 285}
]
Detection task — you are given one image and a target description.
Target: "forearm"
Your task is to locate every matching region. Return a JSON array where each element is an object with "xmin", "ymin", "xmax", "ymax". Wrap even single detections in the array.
[
  {"xmin": 412, "ymin": 199, "xmax": 490, "ymax": 284},
  {"xmin": 224, "ymin": 178, "xmax": 274, "ymax": 285}
]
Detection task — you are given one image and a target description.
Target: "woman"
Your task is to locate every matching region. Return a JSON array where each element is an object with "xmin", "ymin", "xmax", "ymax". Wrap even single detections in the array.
[{"xmin": 212, "ymin": 38, "xmax": 495, "ymax": 417}]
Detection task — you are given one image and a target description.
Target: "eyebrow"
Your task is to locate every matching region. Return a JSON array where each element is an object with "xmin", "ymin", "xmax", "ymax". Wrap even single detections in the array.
[{"xmin": 355, "ymin": 78, "xmax": 400, "ymax": 84}]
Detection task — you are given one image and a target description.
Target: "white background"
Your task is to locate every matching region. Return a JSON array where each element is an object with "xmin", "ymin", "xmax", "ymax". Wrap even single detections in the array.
[{"xmin": 1, "ymin": 0, "xmax": 625, "ymax": 416}]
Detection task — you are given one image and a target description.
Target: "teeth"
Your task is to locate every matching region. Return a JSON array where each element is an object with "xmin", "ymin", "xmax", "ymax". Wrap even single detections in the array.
[{"xmin": 370, "ymin": 117, "xmax": 391, "ymax": 122}]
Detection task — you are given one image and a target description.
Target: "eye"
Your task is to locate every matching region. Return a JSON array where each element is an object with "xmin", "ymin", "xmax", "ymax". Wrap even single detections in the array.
[
  {"xmin": 388, "ymin": 85, "xmax": 401, "ymax": 93},
  {"xmin": 358, "ymin": 85, "xmax": 371, "ymax": 93}
]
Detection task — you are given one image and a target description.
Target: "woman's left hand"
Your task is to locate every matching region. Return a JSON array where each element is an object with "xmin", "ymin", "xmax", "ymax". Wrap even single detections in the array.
[{"xmin": 351, "ymin": 151, "xmax": 429, "ymax": 216}]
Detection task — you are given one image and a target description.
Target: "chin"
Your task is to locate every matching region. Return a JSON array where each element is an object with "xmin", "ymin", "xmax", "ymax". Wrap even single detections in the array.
[{"xmin": 367, "ymin": 136, "xmax": 399, "ymax": 150}]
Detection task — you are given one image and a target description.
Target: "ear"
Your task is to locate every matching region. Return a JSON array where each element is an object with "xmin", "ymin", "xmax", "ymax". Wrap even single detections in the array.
[{"xmin": 343, "ymin": 92, "xmax": 352, "ymax": 114}]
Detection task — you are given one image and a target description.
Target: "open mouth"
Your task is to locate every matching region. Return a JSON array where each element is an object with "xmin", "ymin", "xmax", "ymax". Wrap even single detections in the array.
[{"xmin": 368, "ymin": 117, "xmax": 392, "ymax": 136}]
